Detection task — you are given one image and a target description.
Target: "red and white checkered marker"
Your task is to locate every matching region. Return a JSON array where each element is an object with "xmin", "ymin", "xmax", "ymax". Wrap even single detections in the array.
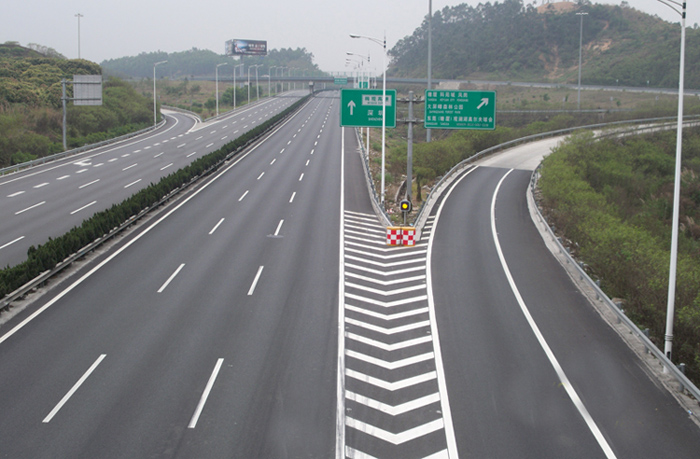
[
  {"xmin": 401, "ymin": 227, "xmax": 416, "ymax": 246},
  {"xmin": 386, "ymin": 227, "xmax": 402, "ymax": 246}
]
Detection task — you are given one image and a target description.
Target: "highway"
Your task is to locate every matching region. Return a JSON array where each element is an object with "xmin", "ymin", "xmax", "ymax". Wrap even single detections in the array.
[
  {"xmin": 1, "ymin": 92, "xmax": 700, "ymax": 458},
  {"xmin": 0, "ymin": 92, "xmax": 340, "ymax": 457},
  {"xmin": 0, "ymin": 94, "xmax": 303, "ymax": 268}
]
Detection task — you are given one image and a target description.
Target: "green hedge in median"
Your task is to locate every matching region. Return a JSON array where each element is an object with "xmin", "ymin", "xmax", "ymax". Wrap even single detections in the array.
[{"xmin": 0, "ymin": 96, "xmax": 309, "ymax": 301}]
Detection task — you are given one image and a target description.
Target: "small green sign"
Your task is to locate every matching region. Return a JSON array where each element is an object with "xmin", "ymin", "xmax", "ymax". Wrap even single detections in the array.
[
  {"xmin": 425, "ymin": 90, "xmax": 496, "ymax": 130},
  {"xmin": 340, "ymin": 89, "xmax": 397, "ymax": 128},
  {"xmin": 334, "ymin": 77, "xmax": 348, "ymax": 85}
]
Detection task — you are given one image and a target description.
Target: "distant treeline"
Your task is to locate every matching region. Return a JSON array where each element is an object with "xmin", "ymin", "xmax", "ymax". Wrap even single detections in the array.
[{"xmin": 101, "ymin": 47, "xmax": 324, "ymax": 80}]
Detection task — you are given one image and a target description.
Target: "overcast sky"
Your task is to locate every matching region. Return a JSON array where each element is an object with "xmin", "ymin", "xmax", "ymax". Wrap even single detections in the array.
[{"xmin": 2, "ymin": 1, "xmax": 695, "ymax": 73}]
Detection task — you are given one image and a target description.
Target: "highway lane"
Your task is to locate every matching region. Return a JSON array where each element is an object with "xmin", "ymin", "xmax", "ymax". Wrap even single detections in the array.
[
  {"xmin": 0, "ymin": 94, "xmax": 303, "ymax": 268},
  {"xmin": 0, "ymin": 92, "xmax": 341, "ymax": 457},
  {"xmin": 430, "ymin": 155, "xmax": 700, "ymax": 455}
]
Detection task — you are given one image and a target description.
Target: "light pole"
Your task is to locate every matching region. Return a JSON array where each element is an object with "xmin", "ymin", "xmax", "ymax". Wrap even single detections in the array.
[
  {"xmin": 269, "ymin": 66, "xmax": 277, "ymax": 95},
  {"xmin": 233, "ymin": 63, "xmax": 244, "ymax": 111},
  {"xmin": 290, "ymin": 67, "xmax": 297, "ymax": 91},
  {"xmin": 215, "ymin": 62, "xmax": 227, "ymax": 117},
  {"xmin": 247, "ymin": 65, "xmax": 252, "ymax": 105},
  {"xmin": 657, "ymin": 0, "xmax": 687, "ymax": 366},
  {"xmin": 255, "ymin": 65, "xmax": 261, "ymax": 100},
  {"xmin": 427, "ymin": 0, "xmax": 433, "ymax": 142},
  {"xmin": 153, "ymin": 60, "xmax": 167, "ymax": 126},
  {"xmin": 576, "ymin": 11, "xmax": 588, "ymax": 110},
  {"xmin": 351, "ymin": 32, "xmax": 387, "ymax": 207},
  {"xmin": 75, "ymin": 13, "xmax": 83, "ymax": 59},
  {"xmin": 347, "ymin": 52, "xmax": 370, "ymax": 87}
]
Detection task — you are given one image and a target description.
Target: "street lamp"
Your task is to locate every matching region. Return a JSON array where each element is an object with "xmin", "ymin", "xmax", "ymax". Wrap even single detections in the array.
[
  {"xmin": 351, "ymin": 32, "xmax": 387, "ymax": 207},
  {"xmin": 215, "ymin": 62, "xmax": 228, "ymax": 116},
  {"xmin": 153, "ymin": 60, "xmax": 167, "ymax": 126},
  {"xmin": 657, "ymin": 0, "xmax": 687, "ymax": 366},
  {"xmin": 576, "ymin": 11, "xmax": 588, "ymax": 110},
  {"xmin": 255, "ymin": 65, "xmax": 261, "ymax": 100},
  {"xmin": 427, "ymin": 0, "xmax": 433, "ymax": 142},
  {"xmin": 269, "ymin": 66, "xmax": 278, "ymax": 95},
  {"xmin": 290, "ymin": 67, "xmax": 297, "ymax": 91},
  {"xmin": 75, "ymin": 13, "xmax": 83, "ymax": 59},
  {"xmin": 347, "ymin": 52, "xmax": 370, "ymax": 88},
  {"xmin": 233, "ymin": 63, "xmax": 244, "ymax": 110}
]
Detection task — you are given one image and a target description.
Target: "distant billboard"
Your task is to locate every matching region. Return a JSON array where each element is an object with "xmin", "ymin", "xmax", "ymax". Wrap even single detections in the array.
[{"xmin": 226, "ymin": 39, "xmax": 267, "ymax": 56}]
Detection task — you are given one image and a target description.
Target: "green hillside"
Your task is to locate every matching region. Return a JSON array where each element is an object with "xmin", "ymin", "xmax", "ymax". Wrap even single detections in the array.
[
  {"xmin": 389, "ymin": 0, "xmax": 700, "ymax": 89},
  {"xmin": 0, "ymin": 42, "xmax": 154, "ymax": 168}
]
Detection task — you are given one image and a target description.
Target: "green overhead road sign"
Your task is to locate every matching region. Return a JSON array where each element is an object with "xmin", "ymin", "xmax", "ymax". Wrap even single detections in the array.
[
  {"xmin": 340, "ymin": 89, "xmax": 397, "ymax": 128},
  {"xmin": 425, "ymin": 90, "xmax": 496, "ymax": 130},
  {"xmin": 334, "ymin": 77, "xmax": 348, "ymax": 85}
]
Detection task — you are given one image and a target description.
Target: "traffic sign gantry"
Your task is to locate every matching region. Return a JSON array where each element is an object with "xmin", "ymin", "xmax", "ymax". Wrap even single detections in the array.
[
  {"xmin": 340, "ymin": 88, "xmax": 397, "ymax": 128},
  {"xmin": 425, "ymin": 90, "xmax": 496, "ymax": 130}
]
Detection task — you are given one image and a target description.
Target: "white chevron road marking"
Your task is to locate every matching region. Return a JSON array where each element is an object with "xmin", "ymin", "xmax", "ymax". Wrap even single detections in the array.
[
  {"xmin": 346, "ymin": 332, "xmax": 433, "ymax": 351},
  {"xmin": 346, "ymin": 417, "xmax": 445, "ymax": 445},
  {"xmin": 346, "ymin": 349, "xmax": 435, "ymax": 370},
  {"xmin": 346, "ymin": 391, "xmax": 441, "ymax": 416},
  {"xmin": 346, "ymin": 368, "xmax": 437, "ymax": 391}
]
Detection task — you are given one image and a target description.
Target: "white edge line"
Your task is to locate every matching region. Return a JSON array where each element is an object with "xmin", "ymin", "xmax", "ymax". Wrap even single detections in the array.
[
  {"xmin": 157, "ymin": 263, "xmax": 185, "ymax": 293},
  {"xmin": 490, "ymin": 169, "xmax": 617, "ymax": 459},
  {"xmin": 43, "ymin": 354, "xmax": 106, "ymax": 423},
  {"xmin": 336, "ymin": 126, "xmax": 346, "ymax": 459},
  {"xmin": 426, "ymin": 166, "xmax": 481, "ymax": 458},
  {"xmin": 0, "ymin": 97, "xmax": 313, "ymax": 347},
  {"xmin": 247, "ymin": 266, "xmax": 264, "ymax": 296},
  {"xmin": 188, "ymin": 358, "xmax": 224, "ymax": 429}
]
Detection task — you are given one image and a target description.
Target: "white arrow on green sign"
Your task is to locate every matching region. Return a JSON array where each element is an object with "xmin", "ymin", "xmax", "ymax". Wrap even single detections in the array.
[
  {"xmin": 340, "ymin": 89, "xmax": 397, "ymax": 128},
  {"xmin": 425, "ymin": 90, "xmax": 496, "ymax": 130}
]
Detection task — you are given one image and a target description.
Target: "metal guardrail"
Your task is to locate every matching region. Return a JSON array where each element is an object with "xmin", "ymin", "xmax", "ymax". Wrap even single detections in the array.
[
  {"xmin": 353, "ymin": 127, "xmax": 391, "ymax": 227},
  {"xmin": 411, "ymin": 115, "xmax": 700, "ymax": 239},
  {"xmin": 0, "ymin": 118, "xmax": 167, "ymax": 176},
  {"xmin": 528, "ymin": 167, "xmax": 700, "ymax": 402}
]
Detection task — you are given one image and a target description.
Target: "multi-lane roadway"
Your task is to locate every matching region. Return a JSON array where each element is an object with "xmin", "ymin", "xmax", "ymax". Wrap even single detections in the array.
[
  {"xmin": 0, "ymin": 94, "xmax": 303, "ymax": 268},
  {"xmin": 1, "ymin": 91, "xmax": 699, "ymax": 458}
]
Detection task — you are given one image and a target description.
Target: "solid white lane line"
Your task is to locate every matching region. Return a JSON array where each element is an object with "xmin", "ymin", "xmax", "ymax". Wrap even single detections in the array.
[
  {"xmin": 247, "ymin": 266, "xmax": 264, "ymax": 296},
  {"xmin": 289, "ymin": 192, "xmax": 296, "ymax": 203},
  {"xmin": 70, "ymin": 201, "xmax": 97, "ymax": 215},
  {"xmin": 160, "ymin": 163, "xmax": 173, "ymax": 171},
  {"xmin": 43, "ymin": 354, "xmax": 106, "ymax": 423},
  {"xmin": 274, "ymin": 219, "xmax": 284, "ymax": 236},
  {"xmin": 7, "ymin": 191, "xmax": 25, "ymax": 197},
  {"xmin": 490, "ymin": 169, "xmax": 617, "ymax": 459},
  {"xmin": 124, "ymin": 179, "xmax": 142, "ymax": 188},
  {"xmin": 238, "ymin": 190, "xmax": 249, "ymax": 201},
  {"xmin": 188, "ymin": 358, "xmax": 224, "ymax": 429},
  {"xmin": 209, "ymin": 218, "xmax": 225, "ymax": 235},
  {"xmin": 336, "ymin": 127, "xmax": 346, "ymax": 457},
  {"xmin": 122, "ymin": 163, "xmax": 138, "ymax": 171},
  {"xmin": 79, "ymin": 179, "xmax": 100, "ymax": 189},
  {"xmin": 15, "ymin": 201, "xmax": 45, "ymax": 215},
  {"xmin": 158, "ymin": 263, "xmax": 185, "ymax": 293},
  {"xmin": 257, "ymin": 172, "xmax": 265, "ymax": 180},
  {"xmin": 0, "ymin": 236, "xmax": 25, "ymax": 251}
]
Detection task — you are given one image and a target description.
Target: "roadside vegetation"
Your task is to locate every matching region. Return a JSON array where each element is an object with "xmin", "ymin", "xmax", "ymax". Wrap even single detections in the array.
[
  {"xmin": 0, "ymin": 42, "xmax": 153, "ymax": 168},
  {"xmin": 537, "ymin": 129, "xmax": 700, "ymax": 382}
]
